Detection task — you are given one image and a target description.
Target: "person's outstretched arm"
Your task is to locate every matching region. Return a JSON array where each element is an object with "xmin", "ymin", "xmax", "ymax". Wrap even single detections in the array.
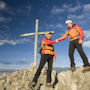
[
  {"xmin": 42, "ymin": 38, "xmax": 58, "ymax": 45},
  {"xmin": 58, "ymin": 31, "xmax": 68, "ymax": 41}
]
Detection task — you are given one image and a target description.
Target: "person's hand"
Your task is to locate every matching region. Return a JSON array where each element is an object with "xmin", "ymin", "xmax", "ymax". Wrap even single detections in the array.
[
  {"xmin": 53, "ymin": 56, "xmax": 56, "ymax": 62},
  {"xmin": 79, "ymin": 40, "xmax": 83, "ymax": 44},
  {"xmin": 56, "ymin": 39, "xmax": 59, "ymax": 43}
]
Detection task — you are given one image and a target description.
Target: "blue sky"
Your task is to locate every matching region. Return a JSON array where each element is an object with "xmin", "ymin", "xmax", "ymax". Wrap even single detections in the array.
[{"xmin": 0, "ymin": 0, "xmax": 90, "ymax": 69}]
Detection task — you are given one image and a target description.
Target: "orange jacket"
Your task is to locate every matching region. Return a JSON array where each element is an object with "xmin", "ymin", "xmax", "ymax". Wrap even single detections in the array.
[
  {"xmin": 58, "ymin": 24, "xmax": 84, "ymax": 41},
  {"xmin": 41, "ymin": 38, "xmax": 56, "ymax": 56}
]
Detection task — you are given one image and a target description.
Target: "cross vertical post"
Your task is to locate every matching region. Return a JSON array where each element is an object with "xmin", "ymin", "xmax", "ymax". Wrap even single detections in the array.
[{"xmin": 34, "ymin": 19, "xmax": 39, "ymax": 66}]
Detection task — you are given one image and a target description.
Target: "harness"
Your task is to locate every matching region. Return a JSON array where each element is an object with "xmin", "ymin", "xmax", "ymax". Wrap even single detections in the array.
[
  {"xmin": 68, "ymin": 26, "xmax": 80, "ymax": 40},
  {"xmin": 40, "ymin": 41, "xmax": 54, "ymax": 55},
  {"xmin": 42, "ymin": 43, "xmax": 54, "ymax": 51}
]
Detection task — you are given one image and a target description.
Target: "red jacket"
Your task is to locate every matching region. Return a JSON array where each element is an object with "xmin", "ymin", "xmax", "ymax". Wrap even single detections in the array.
[{"xmin": 41, "ymin": 38, "xmax": 56, "ymax": 57}]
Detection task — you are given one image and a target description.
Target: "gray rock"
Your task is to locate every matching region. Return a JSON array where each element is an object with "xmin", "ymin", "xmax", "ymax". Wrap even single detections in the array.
[
  {"xmin": 0, "ymin": 66, "xmax": 90, "ymax": 90},
  {"xmin": 55, "ymin": 67, "xmax": 90, "ymax": 90}
]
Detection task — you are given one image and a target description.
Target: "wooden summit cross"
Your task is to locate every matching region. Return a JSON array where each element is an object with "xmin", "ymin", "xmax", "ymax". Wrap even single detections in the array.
[{"xmin": 20, "ymin": 19, "xmax": 55, "ymax": 67}]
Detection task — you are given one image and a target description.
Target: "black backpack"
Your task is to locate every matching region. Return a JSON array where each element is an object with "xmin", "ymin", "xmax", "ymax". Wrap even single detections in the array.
[{"xmin": 39, "ymin": 42, "xmax": 42, "ymax": 54}]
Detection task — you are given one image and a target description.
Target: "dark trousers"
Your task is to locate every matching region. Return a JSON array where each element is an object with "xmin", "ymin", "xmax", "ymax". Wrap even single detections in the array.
[
  {"xmin": 69, "ymin": 39, "xmax": 89, "ymax": 67},
  {"xmin": 32, "ymin": 54, "xmax": 53, "ymax": 83}
]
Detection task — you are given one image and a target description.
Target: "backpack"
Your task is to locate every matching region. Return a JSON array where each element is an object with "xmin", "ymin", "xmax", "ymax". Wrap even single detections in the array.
[{"xmin": 39, "ymin": 42, "xmax": 42, "ymax": 54}]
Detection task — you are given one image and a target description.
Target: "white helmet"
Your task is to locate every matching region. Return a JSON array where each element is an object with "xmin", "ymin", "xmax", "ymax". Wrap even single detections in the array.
[{"xmin": 65, "ymin": 20, "xmax": 72, "ymax": 24}]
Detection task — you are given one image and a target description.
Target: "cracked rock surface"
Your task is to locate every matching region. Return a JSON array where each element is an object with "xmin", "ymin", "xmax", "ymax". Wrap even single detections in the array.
[{"xmin": 0, "ymin": 64, "xmax": 90, "ymax": 90}]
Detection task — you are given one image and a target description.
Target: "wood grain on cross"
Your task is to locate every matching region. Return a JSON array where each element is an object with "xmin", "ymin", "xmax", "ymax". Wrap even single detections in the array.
[{"xmin": 20, "ymin": 19, "xmax": 55, "ymax": 66}]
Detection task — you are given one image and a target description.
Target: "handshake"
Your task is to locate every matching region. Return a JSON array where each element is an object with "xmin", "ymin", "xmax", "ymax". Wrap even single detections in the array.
[{"xmin": 55, "ymin": 39, "xmax": 59, "ymax": 43}]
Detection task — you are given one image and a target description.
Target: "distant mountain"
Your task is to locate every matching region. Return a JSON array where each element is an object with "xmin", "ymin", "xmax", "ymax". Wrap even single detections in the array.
[{"xmin": 0, "ymin": 68, "xmax": 18, "ymax": 71}]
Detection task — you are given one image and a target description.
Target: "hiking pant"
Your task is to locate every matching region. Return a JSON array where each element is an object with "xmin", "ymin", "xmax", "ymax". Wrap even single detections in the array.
[
  {"xmin": 69, "ymin": 39, "xmax": 89, "ymax": 67},
  {"xmin": 32, "ymin": 54, "xmax": 53, "ymax": 83}
]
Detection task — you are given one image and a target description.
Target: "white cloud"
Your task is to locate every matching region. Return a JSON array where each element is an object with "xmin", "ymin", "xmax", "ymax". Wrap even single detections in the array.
[
  {"xmin": 0, "ymin": 1, "xmax": 6, "ymax": 10},
  {"xmin": 0, "ymin": 16, "xmax": 12, "ymax": 23},
  {"xmin": 67, "ymin": 14, "xmax": 84, "ymax": 20},
  {"xmin": 0, "ymin": 39, "xmax": 31, "ymax": 46},
  {"xmin": 83, "ymin": 41, "xmax": 90, "ymax": 48},
  {"xmin": 62, "ymin": 4, "xmax": 69, "ymax": 9},
  {"xmin": 84, "ymin": 30, "xmax": 90, "ymax": 39},
  {"xmin": 0, "ymin": 1, "xmax": 14, "ymax": 24},
  {"xmin": 83, "ymin": 4, "xmax": 90, "ymax": 20},
  {"xmin": 0, "ymin": 1, "xmax": 11, "ymax": 13},
  {"xmin": 56, "ymin": 24, "xmax": 63, "ymax": 28},
  {"xmin": 50, "ymin": 6, "xmax": 65, "ymax": 15},
  {"xmin": 83, "ymin": 4, "xmax": 90, "ymax": 12},
  {"xmin": 83, "ymin": 30, "xmax": 90, "ymax": 48},
  {"xmin": 47, "ymin": 24, "xmax": 63, "ymax": 29},
  {"xmin": 0, "ymin": 1, "xmax": 32, "ymax": 24},
  {"xmin": 50, "ymin": 3, "xmax": 82, "ymax": 15},
  {"xmin": 16, "ymin": 60, "xmax": 30, "ymax": 65},
  {"xmin": 68, "ymin": 4, "xmax": 81, "ymax": 12},
  {"xmin": 63, "ymin": 3, "xmax": 82, "ymax": 12}
]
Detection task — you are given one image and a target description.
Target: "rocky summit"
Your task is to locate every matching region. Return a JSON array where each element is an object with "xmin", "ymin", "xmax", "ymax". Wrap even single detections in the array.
[{"xmin": 0, "ymin": 64, "xmax": 90, "ymax": 90}]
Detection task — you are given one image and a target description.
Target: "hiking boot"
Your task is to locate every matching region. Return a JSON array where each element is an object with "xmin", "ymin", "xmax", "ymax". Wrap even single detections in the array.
[
  {"xmin": 29, "ymin": 81, "xmax": 37, "ymax": 87},
  {"xmin": 46, "ymin": 82, "xmax": 51, "ymax": 87},
  {"xmin": 83, "ymin": 66, "xmax": 90, "ymax": 71},
  {"xmin": 70, "ymin": 67, "xmax": 76, "ymax": 72}
]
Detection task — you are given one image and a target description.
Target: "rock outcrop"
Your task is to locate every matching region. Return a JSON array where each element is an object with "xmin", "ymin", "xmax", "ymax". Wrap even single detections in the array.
[
  {"xmin": 55, "ymin": 67, "xmax": 90, "ymax": 90},
  {"xmin": 0, "ymin": 65, "xmax": 90, "ymax": 90}
]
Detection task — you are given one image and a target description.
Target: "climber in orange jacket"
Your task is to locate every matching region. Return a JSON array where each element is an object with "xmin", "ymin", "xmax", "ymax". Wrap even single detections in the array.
[
  {"xmin": 57, "ymin": 20, "xmax": 90, "ymax": 71},
  {"xmin": 31, "ymin": 32, "xmax": 58, "ymax": 87}
]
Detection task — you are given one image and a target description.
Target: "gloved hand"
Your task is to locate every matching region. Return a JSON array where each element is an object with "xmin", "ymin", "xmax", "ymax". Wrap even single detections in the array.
[{"xmin": 56, "ymin": 39, "xmax": 59, "ymax": 43}]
